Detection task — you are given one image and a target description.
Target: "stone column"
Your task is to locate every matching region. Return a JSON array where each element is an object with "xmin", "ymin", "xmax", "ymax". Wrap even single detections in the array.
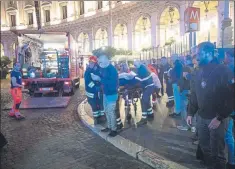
[
  {"xmin": 179, "ymin": 4, "xmax": 187, "ymax": 36},
  {"xmin": 150, "ymin": 12, "xmax": 157, "ymax": 48},
  {"xmin": 108, "ymin": 2, "xmax": 113, "ymax": 46},
  {"xmin": 3, "ymin": 42, "xmax": 9, "ymax": 57},
  {"xmin": 156, "ymin": 18, "xmax": 160, "ymax": 47},
  {"xmin": 127, "ymin": 19, "xmax": 133, "ymax": 51},
  {"xmin": 218, "ymin": 0, "xmax": 233, "ymax": 47},
  {"xmin": 217, "ymin": 1, "xmax": 224, "ymax": 46},
  {"xmin": 88, "ymin": 33, "xmax": 93, "ymax": 52}
]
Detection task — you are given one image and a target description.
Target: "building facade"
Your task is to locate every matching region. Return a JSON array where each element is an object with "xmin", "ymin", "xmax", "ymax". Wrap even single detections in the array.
[{"xmin": 1, "ymin": 1, "xmax": 234, "ymax": 59}]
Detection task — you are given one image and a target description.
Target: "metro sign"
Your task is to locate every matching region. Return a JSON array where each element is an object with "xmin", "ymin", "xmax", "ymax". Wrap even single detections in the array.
[{"xmin": 184, "ymin": 7, "xmax": 200, "ymax": 32}]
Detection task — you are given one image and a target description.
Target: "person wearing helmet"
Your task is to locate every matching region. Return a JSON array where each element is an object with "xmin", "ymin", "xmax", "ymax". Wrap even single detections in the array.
[
  {"xmin": 91, "ymin": 53, "xmax": 119, "ymax": 137},
  {"xmin": 187, "ymin": 42, "xmax": 234, "ymax": 169},
  {"xmin": 133, "ymin": 60, "xmax": 155, "ymax": 126},
  {"xmin": 84, "ymin": 56, "xmax": 104, "ymax": 125}
]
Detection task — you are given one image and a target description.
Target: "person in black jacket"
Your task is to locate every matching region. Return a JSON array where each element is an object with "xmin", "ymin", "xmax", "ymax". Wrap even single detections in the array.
[
  {"xmin": 160, "ymin": 57, "xmax": 174, "ymax": 108},
  {"xmin": 187, "ymin": 42, "xmax": 234, "ymax": 169}
]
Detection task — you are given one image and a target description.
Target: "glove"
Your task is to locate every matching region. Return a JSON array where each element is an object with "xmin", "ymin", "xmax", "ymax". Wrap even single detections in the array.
[{"xmin": 91, "ymin": 73, "xmax": 101, "ymax": 82}]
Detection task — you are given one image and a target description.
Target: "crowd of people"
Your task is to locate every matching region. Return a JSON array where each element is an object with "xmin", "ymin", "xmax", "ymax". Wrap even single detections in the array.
[{"xmin": 84, "ymin": 41, "xmax": 234, "ymax": 169}]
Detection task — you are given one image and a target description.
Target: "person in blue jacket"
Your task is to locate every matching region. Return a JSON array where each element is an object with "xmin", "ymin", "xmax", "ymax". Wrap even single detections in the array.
[
  {"xmin": 91, "ymin": 54, "xmax": 119, "ymax": 137},
  {"xmin": 84, "ymin": 56, "xmax": 104, "ymax": 125},
  {"xmin": 169, "ymin": 57, "xmax": 183, "ymax": 117},
  {"xmin": 133, "ymin": 60, "xmax": 155, "ymax": 126}
]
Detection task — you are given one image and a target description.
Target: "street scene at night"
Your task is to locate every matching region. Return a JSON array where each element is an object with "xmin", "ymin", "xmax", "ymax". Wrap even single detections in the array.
[{"xmin": 0, "ymin": 1, "xmax": 234, "ymax": 169}]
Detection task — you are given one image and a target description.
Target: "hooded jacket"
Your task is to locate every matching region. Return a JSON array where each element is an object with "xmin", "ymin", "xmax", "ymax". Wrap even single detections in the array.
[{"xmin": 134, "ymin": 65, "xmax": 154, "ymax": 89}]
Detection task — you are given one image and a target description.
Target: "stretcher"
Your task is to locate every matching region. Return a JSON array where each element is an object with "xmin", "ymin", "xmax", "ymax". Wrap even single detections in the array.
[{"xmin": 118, "ymin": 86, "xmax": 142, "ymax": 124}]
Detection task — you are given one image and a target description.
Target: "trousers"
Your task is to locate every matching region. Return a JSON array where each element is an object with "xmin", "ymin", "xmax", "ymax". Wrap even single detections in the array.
[
  {"xmin": 166, "ymin": 82, "xmax": 174, "ymax": 102},
  {"xmin": 225, "ymin": 116, "xmax": 235, "ymax": 164},
  {"xmin": 141, "ymin": 85, "xmax": 155, "ymax": 119},
  {"xmin": 180, "ymin": 90, "xmax": 189, "ymax": 126},
  {"xmin": 115, "ymin": 94, "xmax": 123, "ymax": 126},
  {"xmin": 197, "ymin": 115, "xmax": 229, "ymax": 169},
  {"xmin": 103, "ymin": 94, "xmax": 118, "ymax": 131},
  {"xmin": 172, "ymin": 83, "xmax": 181, "ymax": 114},
  {"xmin": 10, "ymin": 88, "xmax": 22, "ymax": 113},
  {"xmin": 87, "ymin": 92, "xmax": 104, "ymax": 118}
]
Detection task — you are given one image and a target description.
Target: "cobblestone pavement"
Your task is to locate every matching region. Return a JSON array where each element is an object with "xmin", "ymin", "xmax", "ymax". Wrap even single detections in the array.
[{"xmin": 0, "ymin": 86, "xmax": 152, "ymax": 169}]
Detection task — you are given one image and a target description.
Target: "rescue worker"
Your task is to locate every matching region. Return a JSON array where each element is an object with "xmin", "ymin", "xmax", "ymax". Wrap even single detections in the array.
[
  {"xmin": 8, "ymin": 62, "xmax": 25, "ymax": 120},
  {"xmin": 133, "ymin": 60, "xmax": 155, "ymax": 126},
  {"xmin": 160, "ymin": 57, "xmax": 174, "ymax": 108},
  {"xmin": 118, "ymin": 63, "xmax": 140, "ymax": 124},
  {"xmin": 224, "ymin": 48, "xmax": 235, "ymax": 169},
  {"xmin": 84, "ymin": 56, "xmax": 104, "ymax": 125},
  {"xmin": 91, "ymin": 54, "xmax": 119, "ymax": 137},
  {"xmin": 187, "ymin": 42, "xmax": 234, "ymax": 169}
]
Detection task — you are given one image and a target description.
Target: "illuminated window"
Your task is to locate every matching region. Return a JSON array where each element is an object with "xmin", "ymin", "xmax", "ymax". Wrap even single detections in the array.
[
  {"xmin": 28, "ymin": 13, "xmax": 33, "ymax": 25},
  {"xmin": 62, "ymin": 6, "xmax": 67, "ymax": 19},
  {"xmin": 45, "ymin": 10, "xmax": 50, "ymax": 22},
  {"xmin": 10, "ymin": 15, "xmax": 16, "ymax": 27}
]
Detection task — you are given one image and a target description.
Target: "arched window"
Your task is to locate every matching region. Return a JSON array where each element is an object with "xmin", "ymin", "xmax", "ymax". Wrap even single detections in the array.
[
  {"xmin": 114, "ymin": 24, "xmax": 128, "ymax": 49},
  {"xmin": 134, "ymin": 16, "xmax": 151, "ymax": 51},
  {"xmin": 95, "ymin": 28, "xmax": 108, "ymax": 49}
]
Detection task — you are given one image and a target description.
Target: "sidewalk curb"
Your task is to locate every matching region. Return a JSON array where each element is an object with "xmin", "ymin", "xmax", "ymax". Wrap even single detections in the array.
[{"xmin": 78, "ymin": 99, "xmax": 190, "ymax": 169}]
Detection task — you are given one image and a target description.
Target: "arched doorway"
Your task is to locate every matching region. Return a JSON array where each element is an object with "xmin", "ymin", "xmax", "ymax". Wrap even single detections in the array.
[
  {"xmin": 113, "ymin": 24, "xmax": 128, "ymax": 49},
  {"xmin": 192, "ymin": 1, "xmax": 218, "ymax": 44},
  {"xmin": 77, "ymin": 32, "xmax": 90, "ymax": 54},
  {"xmin": 160, "ymin": 7, "xmax": 180, "ymax": 56},
  {"xmin": 134, "ymin": 16, "xmax": 151, "ymax": 51},
  {"xmin": 94, "ymin": 28, "xmax": 108, "ymax": 49}
]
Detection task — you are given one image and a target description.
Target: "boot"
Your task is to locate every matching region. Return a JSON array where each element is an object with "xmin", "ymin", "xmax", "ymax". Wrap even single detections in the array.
[
  {"xmin": 226, "ymin": 163, "xmax": 235, "ymax": 169},
  {"xmin": 117, "ymin": 123, "xmax": 123, "ymax": 130},
  {"xmin": 108, "ymin": 130, "xmax": 117, "ymax": 137},
  {"xmin": 101, "ymin": 128, "xmax": 110, "ymax": 132},
  {"xmin": 136, "ymin": 118, "xmax": 147, "ymax": 127},
  {"xmin": 147, "ymin": 113, "xmax": 154, "ymax": 121}
]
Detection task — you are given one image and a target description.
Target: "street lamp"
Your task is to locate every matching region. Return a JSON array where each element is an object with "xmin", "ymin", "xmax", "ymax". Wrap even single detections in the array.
[{"xmin": 204, "ymin": 1, "xmax": 210, "ymax": 41}]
